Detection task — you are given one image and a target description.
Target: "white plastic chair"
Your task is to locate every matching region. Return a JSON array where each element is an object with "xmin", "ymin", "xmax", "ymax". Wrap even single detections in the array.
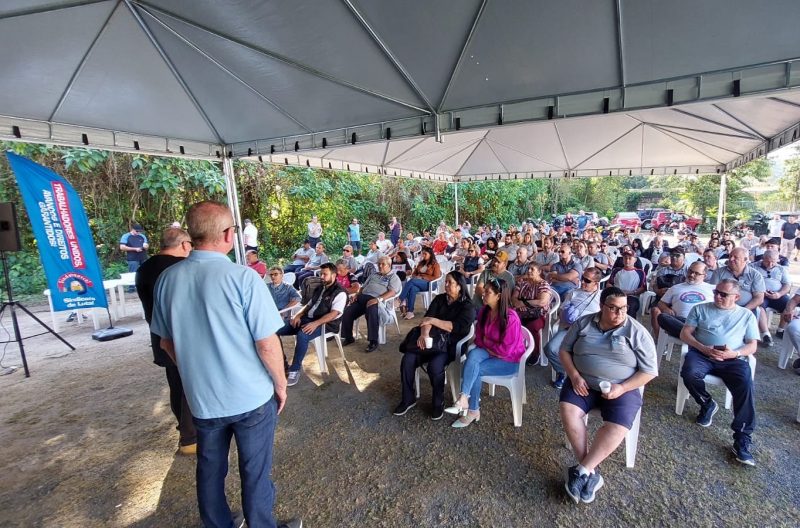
[
  {"xmin": 435, "ymin": 255, "xmax": 449, "ymax": 267},
  {"xmin": 482, "ymin": 327, "xmax": 535, "ymax": 427},
  {"xmin": 311, "ymin": 318, "xmax": 345, "ymax": 375},
  {"xmin": 655, "ymin": 331, "xmax": 687, "ymax": 363},
  {"xmin": 538, "ymin": 288, "xmax": 561, "ymax": 367},
  {"xmin": 282, "ymin": 272, "xmax": 296, "ymax": 286},
  {"xmin": 675, "ymin": 350, "xmax": 756, "ymax": 415},
  {"xmin": 354, "ymin": 293, "xmax": 401, "ymax": 345},
  {"xmin": 116, "ymin": 273, "xmax": 145, "ymax": 319},
  {"xmin": 598, "ymin": 274, "xmax": 610, "ymax": 289},
  {"xmin": 415, "ymin": 324, "xmax": 475, "ymax": 404},
  {"xmin": 583, "ymin": 387, "xmax": 644, "ymax": 468},
  {"xmin": 421, "ymin": 272, "xmax": 444, "ymax": 309},
  {"xmin": 779, "ymin": 338, "xmax": 798, "ymax": 369},
  {"xmin": 43, "ymin": 289, "xmax": 101, "ymax": 331}
]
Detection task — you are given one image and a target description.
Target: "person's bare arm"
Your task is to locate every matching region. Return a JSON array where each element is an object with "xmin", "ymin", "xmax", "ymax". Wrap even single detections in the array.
[
  {"xmin": 656, "ymin": 299, "xmax": 674, "ymax": 316},
  {"xmin": 606, "ymin": 371, "xmax": 656, "ymax": 400},
  {"xmin": 255, "ymin": 335, "xmax": 288, "ymax": 414},
  {"xmin": 301, "ymin": 310, "xmax": 341, "ymax": 335},
  {"xmin": 744, "ymin": 291, "xmax": 764, "ymax": 311},
  {"xmin": 160, "ymin": 338, "xmax": 177, "ymax": 365}
]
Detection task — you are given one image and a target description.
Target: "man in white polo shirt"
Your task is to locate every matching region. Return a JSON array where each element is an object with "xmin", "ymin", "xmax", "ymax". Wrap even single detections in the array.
[{"xmin": 653, "ymin": 261, "xmax": 714, "ymax": 340}]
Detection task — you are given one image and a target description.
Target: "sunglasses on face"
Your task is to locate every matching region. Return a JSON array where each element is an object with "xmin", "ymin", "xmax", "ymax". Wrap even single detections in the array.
[
  {"xmin": 487, "ymin": 277, "xmax": 505, "ymax": 290},
  {"xmin": 581, "ymin": 276, "xmax": 595, "ymax": 284},
  {"xmin": 713, "ymin": 289, "xmax": 733, "ymax": 298}
]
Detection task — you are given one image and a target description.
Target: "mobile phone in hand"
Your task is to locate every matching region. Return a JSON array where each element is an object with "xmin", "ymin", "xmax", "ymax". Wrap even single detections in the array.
[{"xmin": 713, "ymin": 345, "xmax": 726, "ymax": 351}]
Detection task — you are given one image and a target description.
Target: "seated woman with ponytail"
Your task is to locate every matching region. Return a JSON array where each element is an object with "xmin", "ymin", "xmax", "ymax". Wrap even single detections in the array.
[{"xmin": 445, "ymin": 277, "xmax": 524, "ymax": 428}]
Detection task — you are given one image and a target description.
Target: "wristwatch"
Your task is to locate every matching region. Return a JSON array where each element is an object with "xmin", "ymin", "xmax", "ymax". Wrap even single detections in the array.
[{"xmin": 735, "ymin": 351, "xmax": 742, "ymax": 359}]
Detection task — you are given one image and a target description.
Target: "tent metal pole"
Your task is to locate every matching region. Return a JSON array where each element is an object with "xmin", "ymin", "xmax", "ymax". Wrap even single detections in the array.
[
  {"xmin": 717, "ymin": 172, "xmax": 727, "ymax": 231},
  {"xmin": 454, "ymin": 182, "xmax": 460, "ymax": 227},
  {"xmin": 222, "ymin": 158, "xmax": 245, "ymax": 264}
]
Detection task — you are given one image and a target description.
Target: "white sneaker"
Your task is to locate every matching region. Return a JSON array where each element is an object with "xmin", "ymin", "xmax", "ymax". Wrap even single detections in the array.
[{"xmin": 287, "ymin": 371, "xmax": 301, "ymax": 386}]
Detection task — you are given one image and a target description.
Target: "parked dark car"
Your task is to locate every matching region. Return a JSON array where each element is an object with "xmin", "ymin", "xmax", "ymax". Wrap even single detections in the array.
[
  {"xmin": 731, "ymin": 212, "xmax": 770, "ymax": 237},
  {"xmin": 637, "ymin": 208, "xmax": 667, "ymax": 222}
]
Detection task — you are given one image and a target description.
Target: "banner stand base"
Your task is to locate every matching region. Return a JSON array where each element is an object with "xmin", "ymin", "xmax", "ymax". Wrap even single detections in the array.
[{"xmin": 92, "ymin": 326, "xmax": 133, "ymax": 341}]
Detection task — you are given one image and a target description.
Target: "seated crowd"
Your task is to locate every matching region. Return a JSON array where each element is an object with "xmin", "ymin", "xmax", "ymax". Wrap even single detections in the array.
[{"xmin": 264, "ymin": 215, "xmax": 791, "ymax": 504}]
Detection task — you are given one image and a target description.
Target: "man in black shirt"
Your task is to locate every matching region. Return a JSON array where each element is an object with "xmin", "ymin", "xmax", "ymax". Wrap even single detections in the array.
[
  {"xmin": 780, "ymin": 216, "xmax": 799, "ymax": 259},
  {"xmin": 135, "ymin": 227, "xmax": 196, "ymax": 454}
]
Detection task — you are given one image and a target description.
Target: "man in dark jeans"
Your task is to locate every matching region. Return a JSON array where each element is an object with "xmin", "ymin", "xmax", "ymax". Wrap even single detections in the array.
[
  {"xmin": 276, "ymin": 263, "xmax": 346, "ymax": 387},
  {"xmin": 680, "ymin": 279, "xmax": 759, "ymax": 466},
  {"xmin": 135, "ymin": 227, "xmax": 196, "ymax": 454},
  {"xmin": 151, "ymin": 201, "xmax": 301, "ymax": 528},
  {"xmin": 119, "ymin": 223, "xmax": 149, "ymax": 292}
]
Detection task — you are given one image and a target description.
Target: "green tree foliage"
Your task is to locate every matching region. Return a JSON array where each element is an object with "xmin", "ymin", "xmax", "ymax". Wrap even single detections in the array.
[
  {"xmin": 1, "ymin": 139, "xmax": 771, "ymax": 295},
  {"xmin": 778, "ymin": 147, "xmax": 800, "ymax": 210}
]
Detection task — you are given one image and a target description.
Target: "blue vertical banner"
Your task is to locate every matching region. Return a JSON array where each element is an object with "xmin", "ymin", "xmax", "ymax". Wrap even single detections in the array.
[{"xmin": 5, "ymin": 151, "xmax": 108, "ymax": 311}]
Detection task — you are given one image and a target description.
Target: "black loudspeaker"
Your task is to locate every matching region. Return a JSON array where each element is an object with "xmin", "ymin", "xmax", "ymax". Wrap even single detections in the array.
[{"xmin": 0, "ymin": 202, "xmax": 22, "ymax": 252}]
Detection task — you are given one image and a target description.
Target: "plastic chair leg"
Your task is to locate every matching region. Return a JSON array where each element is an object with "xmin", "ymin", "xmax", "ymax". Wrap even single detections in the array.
[
  {"xmin": 511, "ymin": 383, "xmax": 523, "ymax": 427},
  {"xmin": 414, "ymin": 369, "xmax": 421, "ymax": 399},
  {"xmin": 312, "ymin": 335, "xmax": 329, "ymax": 375},
  {"xmin": 626, "ymin": 409, "xmax": 641, "ymax": 468},
  {"xmin": 779, "ymin": 340, "xmax": 795, "ymax": 369},
  {"xmin": 675, "ymin": 378, "xmax": 689, "ymax": 415}
]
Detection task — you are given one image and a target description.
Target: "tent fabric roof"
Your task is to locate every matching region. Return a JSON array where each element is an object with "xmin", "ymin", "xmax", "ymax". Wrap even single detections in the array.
[{"xmin": 1, "ymin": 0, "xmax": 799, "ymax": 175}]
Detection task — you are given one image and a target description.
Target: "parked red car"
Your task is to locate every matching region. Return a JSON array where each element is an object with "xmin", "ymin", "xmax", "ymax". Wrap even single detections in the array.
[
  {"xmin": 647, "ymin": 211, "xmax": 702, "ymax": 231},
  {"xmin": 611, "ymin": 212, "xmax": 642, "ymax": 229}
]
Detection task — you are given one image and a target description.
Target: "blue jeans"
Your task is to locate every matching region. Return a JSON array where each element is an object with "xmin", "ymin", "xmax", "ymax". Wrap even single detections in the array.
[
  {"xmin": 193, "ymin": 399, "xmax": 278, "ymax": 528},
  {"xmin": 551, "ymin": 282, "xmax": 576, "ymax": 301},
  {"xmin": 400, "ymin": 278, "xmax": 430, "ymax": 312},
  {"xmin": 680, "ymin": 348, "xmax": 755, "ymax": 440},
  {"xmin": 276, "ymin": 320, "xmax": 323, "ymax": 372},
  {"xmin": 544, "ymin": 329, "xmax": 568, "ymax": 375},
  {"xmin": 459, "ymin": 347, "xmax": 517, "ymax": 411}
]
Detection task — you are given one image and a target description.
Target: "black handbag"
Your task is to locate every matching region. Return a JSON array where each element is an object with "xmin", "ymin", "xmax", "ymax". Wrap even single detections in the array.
[{"xmin": 399, "ymin": 326, "xmax": 450, "ymax": 355}]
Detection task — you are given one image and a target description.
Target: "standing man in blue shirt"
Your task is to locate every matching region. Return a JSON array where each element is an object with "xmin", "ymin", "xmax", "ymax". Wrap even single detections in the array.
[
  {"xmin": 151, "ymin": 201, "xmax": 300, "ymax": 528},
  {"xmin": 347, "ymin": 218, "xmax": 362, "ymax": 255},
  {"xmin": 120, "ymin": 223, "xmax": 149, "ymax": 292}
]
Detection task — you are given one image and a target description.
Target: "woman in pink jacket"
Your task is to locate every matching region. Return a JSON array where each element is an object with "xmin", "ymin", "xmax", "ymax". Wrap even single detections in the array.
[{"xmin": 445, "ymin": 277, "xmax": 525, "ymax": 428}]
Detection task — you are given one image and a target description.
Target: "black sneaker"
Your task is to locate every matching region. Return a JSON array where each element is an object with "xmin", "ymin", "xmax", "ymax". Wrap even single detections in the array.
[
  {"xmin": 365, "ymin": 341, "xmax": 379, "ymax": 353},
  {"xmin": 552, "ymin": 373, "xmax": 566, "ymax": 390},
  {"xmin": 392, "ymin": 401, "xmax": 416, "ymax": 416},
  {"xmin": 580, "ymin": 468, "xmax": 605, "ymax": 504},
  {"xmin": 65, "ymin": 312, "xmax": 77, "ymax": 323},
  {"xmin": 732, "ymin": 437, "xmax": 755, "ymax": 466},
  {"xmin": 564, "ymin": 465, "xmax": 588, "ymax": 504},
  {"xmin": 431, "ymin": 408, "xmax": 444, "ymax": 421},
  {"xmin": 776, "ymin": 330, "xmax": 784, "ymax": 340},
  {"xmin": 342, "ymin": 337, "xmax": 355, "ymax": 347},
  {"xmin": 696, "ymin": 400, "xmax": 718, "ymax": 427},
  {"xmin": 762, "ymin": 334, "xmax": 773, "ymax": 347},
  {"xmin": 792, "ymin": 357, "xmax": 800, "ymax": 371}
]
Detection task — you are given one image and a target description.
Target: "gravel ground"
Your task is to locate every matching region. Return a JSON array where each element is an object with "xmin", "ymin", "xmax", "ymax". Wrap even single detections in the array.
[{"xmin": 0, "ymin": 288, "xmax": 799, "ymax": 527}]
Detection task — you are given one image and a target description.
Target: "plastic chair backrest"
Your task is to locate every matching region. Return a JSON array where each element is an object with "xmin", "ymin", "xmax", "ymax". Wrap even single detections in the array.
[
  {"xmin": 685, "ymin": 252, "xmax": 702, "ymax": 265},
  {"xmin": 454, "ymin": 324, "xmax": 476, "ymax": 361},
  {"xmin": 282, "ymin": 272, "xmax": 296, "ymax": 286},
  {"xmin": 516, "ymin": 327, "xmax": 536, "ymax": 376}
]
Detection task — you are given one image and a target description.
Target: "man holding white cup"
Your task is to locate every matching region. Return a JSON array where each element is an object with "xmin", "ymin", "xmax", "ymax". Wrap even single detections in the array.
[{"xmin": 558, "ymin": 287, "xmax": 658, "ymax": 504}]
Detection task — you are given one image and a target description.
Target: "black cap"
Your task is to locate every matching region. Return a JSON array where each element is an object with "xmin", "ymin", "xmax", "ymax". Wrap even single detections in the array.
[
  {"xmin": 669, "ymin": 246, "xmax": 685, "ymax": 255},
  {"xmin": 132, "ymin": 223, "xmax": 143, "ymax": 231},
  {"xmin": 768, "ymin": 237, "xmax": 781, "ymax": 246}
]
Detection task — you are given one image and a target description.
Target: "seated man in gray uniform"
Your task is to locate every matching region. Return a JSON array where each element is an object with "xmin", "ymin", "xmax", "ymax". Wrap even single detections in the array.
[{"xmin": 559, "ymin": 287, "xmax": 658, "ymax": 504}]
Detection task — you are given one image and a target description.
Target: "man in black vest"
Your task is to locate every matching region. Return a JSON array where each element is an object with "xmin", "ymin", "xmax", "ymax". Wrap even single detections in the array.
[
  {"xmin": 276, "ymin": 262, "xmax": 346, "ymax": 386},
  {"xmin": 135, "ymin": 227, "xmax": 197, "ymax": 454},
  {"xmin": 120, "ymin": 223, "xmax": 149, "ymax": 292}
]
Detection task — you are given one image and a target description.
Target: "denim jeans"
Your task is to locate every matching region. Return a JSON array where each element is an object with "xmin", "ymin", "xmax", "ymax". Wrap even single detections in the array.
[
  {"xmin": 193, "ymin": 399, "xmax": 278, "ymax": 528},
  {"xmin": 657, "ymin": 314, "xmax": 686, "ymax": 339},
  {"xmin": 459, "ymin": 347, "xmax": 517, "ymax": 411},
  {"xmin": 544, "ymin": 329, "xmax": 568, "ymax": 375},
  {"xmin": 400, "ymin": 278, "xmax": 430, "ymax": 312},
  {"xmin": 551, "ymin": 282, "xmax": 576, "ymax": 301},
  {"xmin": 276, "ymin": 320, "xmax": 323, "ymax": 372}
]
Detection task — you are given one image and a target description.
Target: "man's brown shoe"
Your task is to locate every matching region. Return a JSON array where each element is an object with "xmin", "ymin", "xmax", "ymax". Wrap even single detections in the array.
[{"xmin": 178, "ymin": 443, "xmax": 197, "ymax": 455}]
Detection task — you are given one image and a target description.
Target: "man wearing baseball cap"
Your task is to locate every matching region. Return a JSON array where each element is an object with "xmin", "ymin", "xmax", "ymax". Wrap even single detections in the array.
[{"xmin": 120, "ymin": 223, "xmax": 149, "ymax": 292}]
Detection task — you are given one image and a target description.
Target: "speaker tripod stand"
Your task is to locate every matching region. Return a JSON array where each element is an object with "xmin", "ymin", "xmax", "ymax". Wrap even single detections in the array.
[{"xmin": 0, "ymin": 250, "xmax": 74, "ymax": 377}]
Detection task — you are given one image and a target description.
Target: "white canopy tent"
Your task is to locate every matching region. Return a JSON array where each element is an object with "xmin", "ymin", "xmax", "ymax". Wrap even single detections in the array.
[{"xmin": 2, "ymin": 0, "xmax": 800, "ymax": 255}]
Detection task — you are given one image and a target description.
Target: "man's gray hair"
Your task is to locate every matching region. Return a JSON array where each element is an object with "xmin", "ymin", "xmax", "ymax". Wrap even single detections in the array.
[
  {"xmin": 688, "ymin": 260, "xmax": 707, "ymax": 273},
  {"xmin": 377, "ymin": 255, "xmax": 392, "ymax": 266},
  {"xmin": 717, "ymin": 278, "xmax": 741, "ymax": 293},
  {"xmin": 763, "ymin": 249, "xmax": 779, "ymax": 261},
  {"xmin": 160, "ymin": 227, "xmax": 190, "ymax": 250},
  {"xmin": 186, "ymin": 201, "xmax": 232, "ymax": 245}
]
